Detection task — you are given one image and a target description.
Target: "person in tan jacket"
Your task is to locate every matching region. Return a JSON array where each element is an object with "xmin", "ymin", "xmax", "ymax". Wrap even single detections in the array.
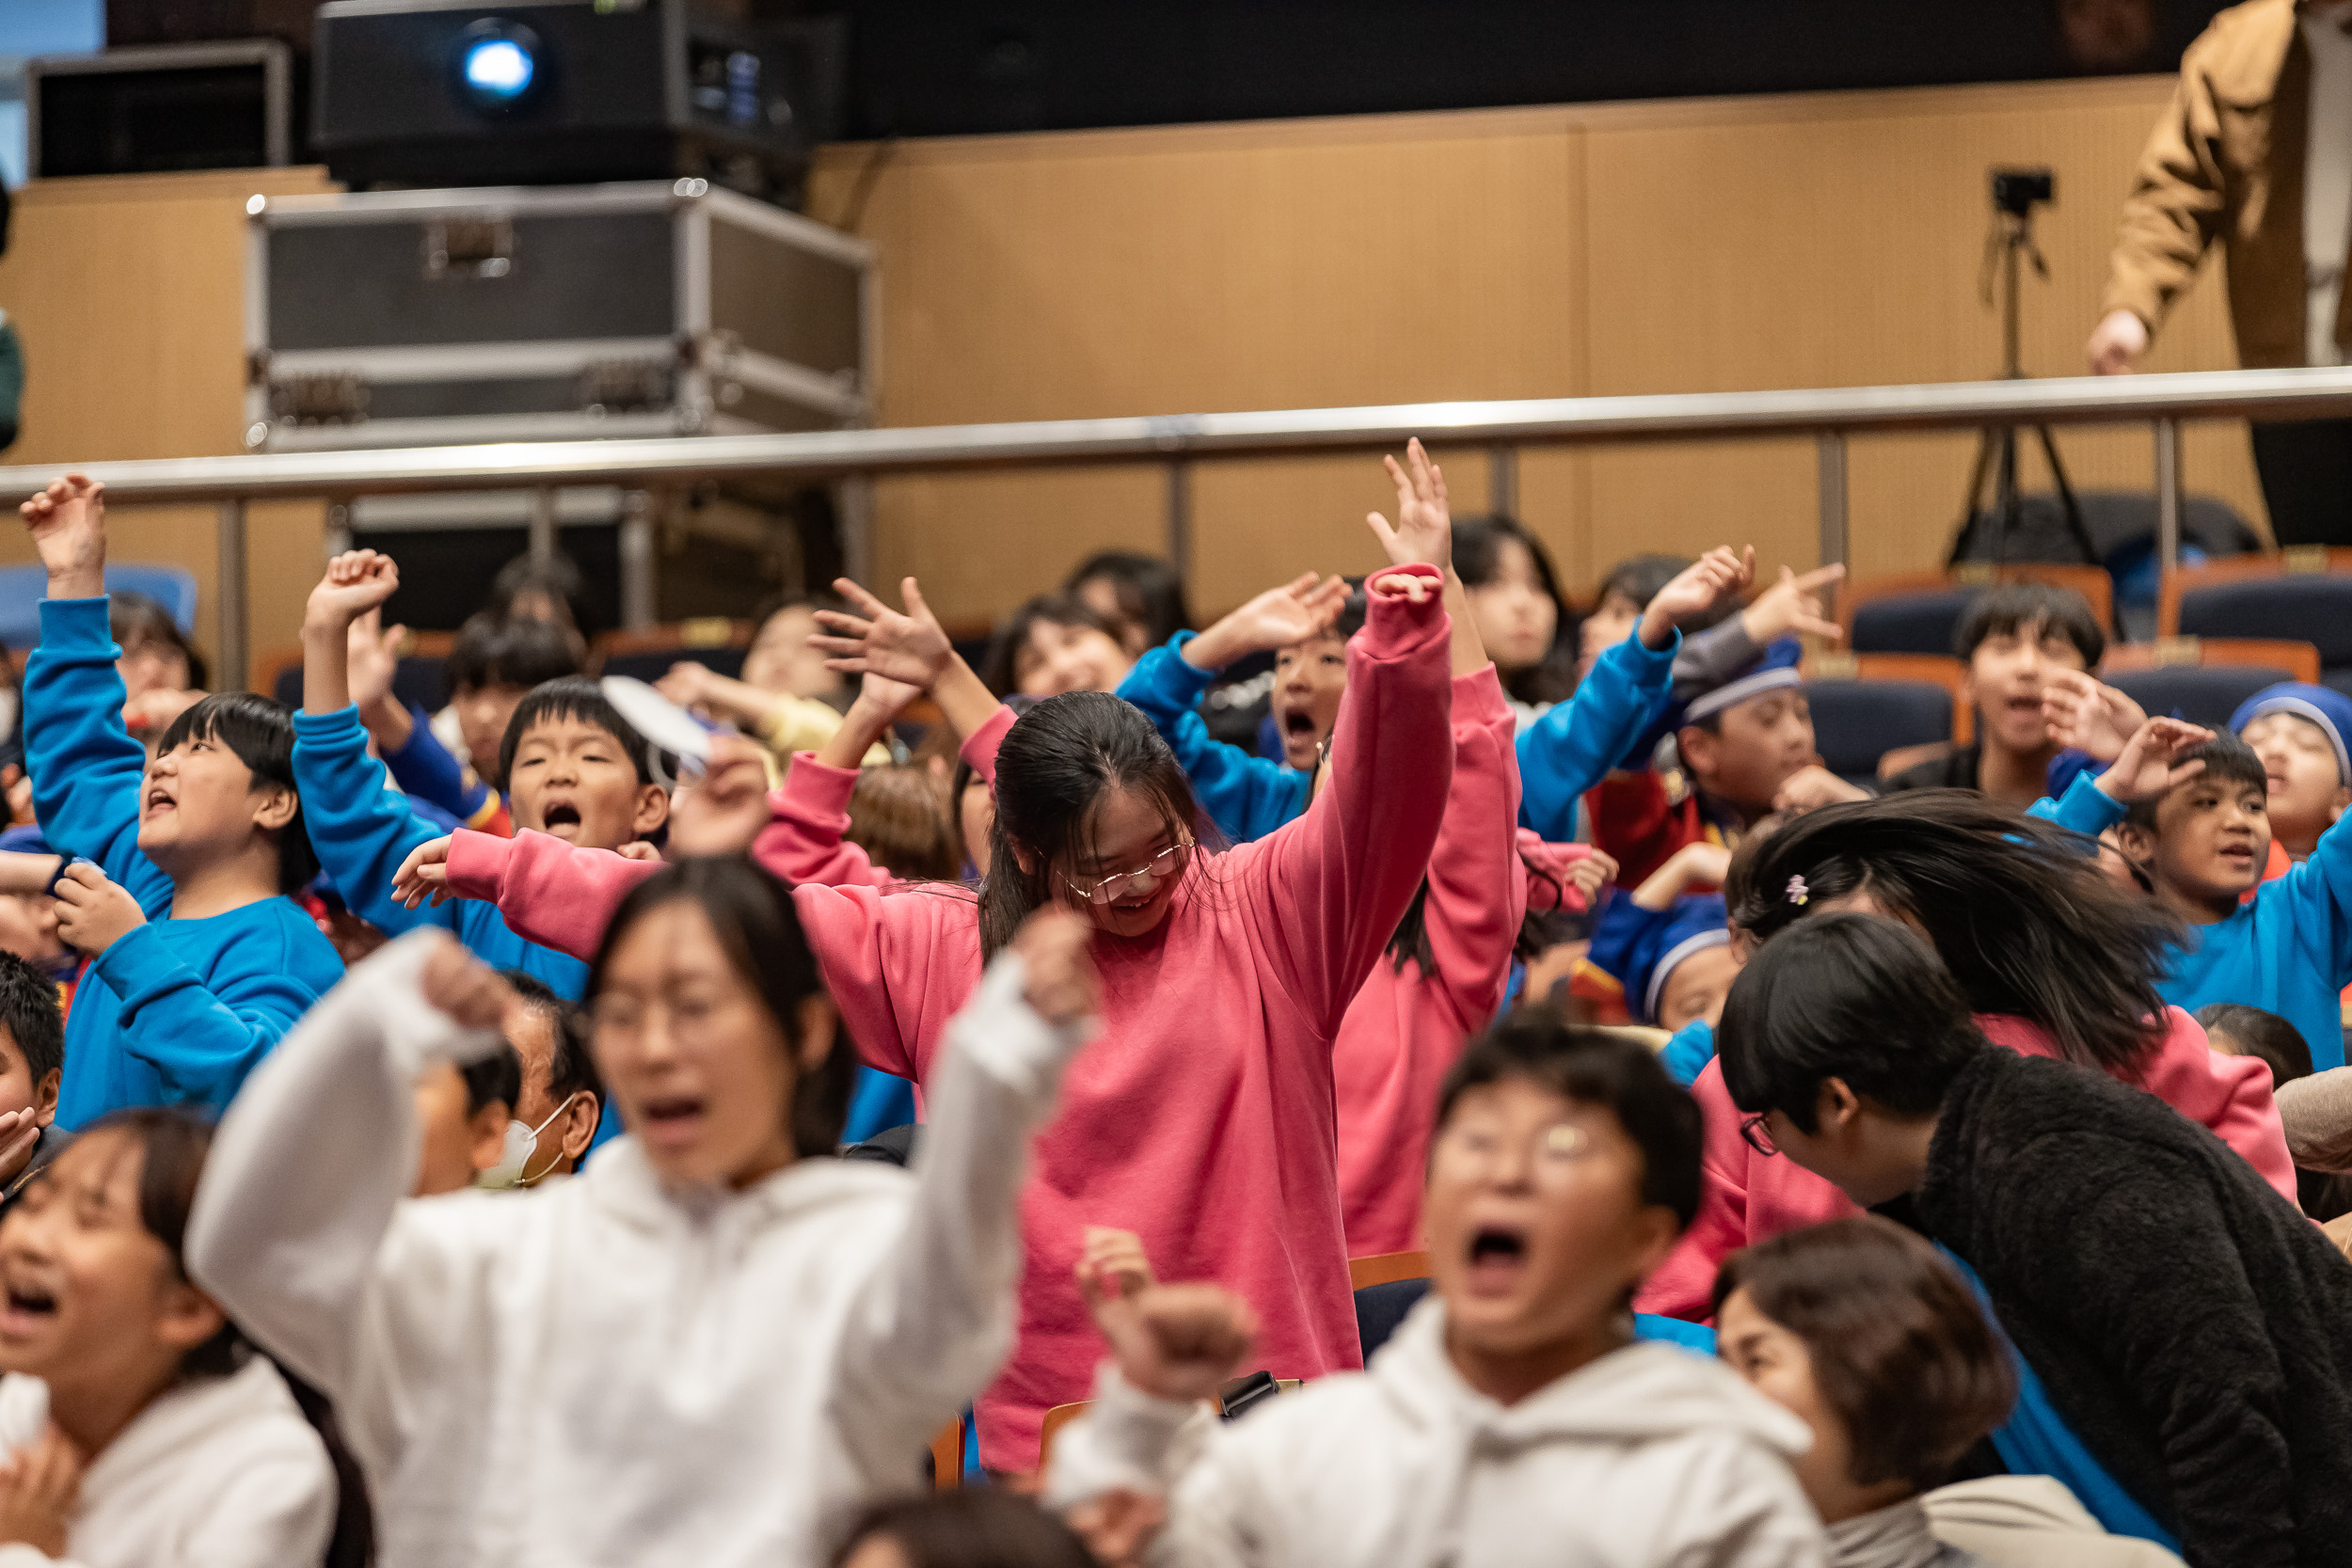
[{"xmin": 2090, "ymin": 0, "xmax": 2352, "ymax": 546}]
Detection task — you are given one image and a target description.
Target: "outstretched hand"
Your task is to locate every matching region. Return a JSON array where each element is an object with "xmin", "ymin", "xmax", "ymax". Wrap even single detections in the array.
[
  {"xmin": 1365, "ymin": 438, "xmax": 1451, "ymax": 574},
  {"xmin": 1184, "ymin": 572, "xmax": 1353, "ymax": 670},
  {"xmin": 2042, "ymin": 669, "xmax": 2146, "ymax": 765},
  {"xmin": 2097, "ymin": 716, "xmax": 2213, "ymax": 805},
  {"xmin": 1640, "ymin": 546, "xmax": 1756, "ymax": 649},
  {"xmin": 1740, "ymin": 562, "xmax": 1845, "ymax": 645},
  {"xmin": 809, "ymin": 577, "xmax": 955, "ymax": 691},
  {"xmin": 392, "ymin": 836, "xmax": 456, "ymax": 910},
  {"xmin": 347, "ymin": 609, "xmax": 406, "ymax": 712},
  {"xmin": 20, "ymin": 476, "xmax": 106, "ymax": 601}
]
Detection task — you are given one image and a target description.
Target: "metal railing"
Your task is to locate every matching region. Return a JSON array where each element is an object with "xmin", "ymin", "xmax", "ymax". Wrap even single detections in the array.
[{"xmin": 10, "ymin": 362, "xmax": 2352, "ymax": 688}]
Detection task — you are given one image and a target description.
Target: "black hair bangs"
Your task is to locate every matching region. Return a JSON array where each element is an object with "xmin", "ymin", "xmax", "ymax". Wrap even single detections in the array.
[
  {"xmin": 2121, "ymin": 731, "xmax": 2268, "ymax": 832},
  {"xmin": 1953, "ymin": 581, "xmax": 2106, "ymax": 669},
  {"xmin": 448, "ymin": 611, "xmax": 582, "ymax": 696},
  {"xmin": 495, "ymin": 675, "xmax": 667, "ymax": 792},
  {"xmin": 152, "ymin": 691, "xmax": 318, "ymax": 894}
]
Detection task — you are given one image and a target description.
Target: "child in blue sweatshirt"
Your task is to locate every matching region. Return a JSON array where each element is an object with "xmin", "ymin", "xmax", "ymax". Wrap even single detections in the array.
[
  {"xmin": 2032, "ymin": 715, "xmax": 2352, "ymax": 1071},
  {"xmin": 1117, "ymin": 546, "xmax": 1750, "ymax": 845},
  {"xmin": 294, "ymin": 550, "xmax": 670, "ymax": 1002},
  {"xmin": 18, "ymin": 475, "xmax": 346, "ymax": 1127}
]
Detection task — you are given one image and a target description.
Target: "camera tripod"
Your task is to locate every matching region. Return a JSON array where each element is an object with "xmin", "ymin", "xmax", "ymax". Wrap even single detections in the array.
[{"xmin": 1952, "ymin": 183, "xmax": 2099, "ymax": 567}]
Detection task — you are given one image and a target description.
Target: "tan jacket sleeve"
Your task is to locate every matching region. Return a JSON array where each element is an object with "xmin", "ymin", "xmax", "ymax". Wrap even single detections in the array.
[{"xmin": 2101, "ymin": 68, "xmax": 2232, "ymax": 334}]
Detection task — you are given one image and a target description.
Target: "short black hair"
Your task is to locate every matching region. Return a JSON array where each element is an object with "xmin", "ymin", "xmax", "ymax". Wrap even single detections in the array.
[
  {"xmin": 501, "ymin": 970, "xmax": 600, "ymax": 1105},
  {"xmin": 2121, "ymin": 731, "xmax": 2267, "ymax": 832},
  {"xmin": 446, "ymin": 611, "xmax": 580, "ymax": 698},
  {"xmin": 1435, "ymin": 1010, "xmax": 1704, "ymax": 1230},
  {"xmin": 977, "ymin": 594, "xmax": 1126, "ymax": 697},
  {"xmin": 1953, "ymin": 581, "xmax": 2105, "ymax": 669},
  {"xmin": 153, "ymin": 691, "xmax": 319, "ymax": 894},
  {"xmin": 1718, "ymin": 912, "xmax": 1987, "ymax": 1132},
  {"xmin": 0, "ymin": 951, "xmax": 63, "ymax": 1089},
  {"xmin": 830, "ymin": 1489, "xmax": 1096, "ymax": 1568},
  {"xmin": 2197, "ymin": 1002, "xmax": 2314, "ymax": 1089},
  {"xmin": 1064, "ymin": 549, "xmax": 1195, "ymax": 647},
  {"xmin": 109, "ymin": 593, "xmax": 208, "ymax": 690},
  {"xmin": 488, "ymin": 552, "xmax": 593, "ymax": 638},
  {"xmin": 458, "ymin": 1040, "xmax": 522, "ymax": 1119},
  {"xmin": 496, "ymin": 675, "xmax": 663, "ymax": 792}
]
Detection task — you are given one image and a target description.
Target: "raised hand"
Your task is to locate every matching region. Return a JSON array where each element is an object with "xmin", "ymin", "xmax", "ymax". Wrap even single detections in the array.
[
  {"xmin": 1564, "ymin": 848, "xmax": 1617, "ymax": 911},
  {"xmin": 419, "ymin": 933, "xmax": 517, "ymax": 1032},
  {"xmin": 1183, "ymin": 572, "xmax": 1353, "ymax": 671},
  {"xmin": 392, "ymin": 835, "xmax": 456, "ymax": 910},
  {"xmin": 809, "ymin": 577, "xmax": 955, "ymax": 691},
  {"xmin": 306, "ymin": 549, "xmax": 401, "ymax": 632},
  {"xmin": 1740, "ymin": 562, "xmax": 1845, "ymax": 645},
  {"xmin": 667, "ymin": 735, "xmax": 775, "ymax": 858},
  {"xmin": 0, "ymin": 1425, "xmax": 81, "ymax": 1556},
  {"xmin": 2097, "ymin": 716, "xmax": 2213, "ymax": 804},
  {"xmin": 1082, "ymin": 1277, "xmax": 1261, "ymax": 1406},
  {"xmin": 2042, "ymin": 669, "xmax": 2146, "ymax": 765},
  {"xmin": 654, "ymin": 660, "xmax": 718, "ymax": 714},
  {"xmin": 347, "ymin": 609, "xmax": 405, "ymax": 713},
  {"xmin": 50, "ymin": 863, "xmax": 146, "ymax": 958},
  {"xmin": 1079, "ymin": 1226, "xmax": 1157, "ymax": 1303},
  {"xmin": 1365, "ymin": 438, "xmax": 1452, "ymax": 573},
  {"xmin": 1013, "ymin": 908, "xmax": 1098, "ymax": 1030},
  {"xmin": 1640, "ymin": 546, "xmax": 1756, "ymax": 649},
  {"xmin": 1772, "ymin": 763, "xmax": 1870, "ymax": 817},
  {"xmin": 19, "ymin": 476, "xmax": 106, "ymax": 600}
]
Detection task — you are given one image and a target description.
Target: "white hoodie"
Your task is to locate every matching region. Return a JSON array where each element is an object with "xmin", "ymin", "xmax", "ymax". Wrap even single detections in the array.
[
  {"xmin": 184, "ymin": 931, "xmax": 1091, "ymax": 1568},
  {"xmin": 0, "ymin": 1357, "xmax": 335, "ymax": 1568},
  {"xmin": 1050, "ymin": 1294, "xmax": 1826, "ymax": 1568}
]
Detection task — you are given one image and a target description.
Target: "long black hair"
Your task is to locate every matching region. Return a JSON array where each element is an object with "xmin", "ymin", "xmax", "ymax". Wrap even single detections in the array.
[
  {"xmin": 589, "ymin": 858, "xmax": 851, "ymax": 1159},
  {"xmin": 1453, "ymin": 515, "xmax": 1580, "ymax": 707},
  {"xmin": 978, "ymin": 690, "xmax": 1208, "ymax": 960},
  {"xmin": 1724, "ymin": 788, "xmax": 2185, "ymax": 1075},
  {"xmin": 1386, "ymin": 847, "xmax": 1567, "ymax": 975}
]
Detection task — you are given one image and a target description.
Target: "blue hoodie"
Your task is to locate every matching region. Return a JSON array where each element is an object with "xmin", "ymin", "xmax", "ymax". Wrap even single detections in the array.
[
  {"xmin": 290, "ymin": 705, "xmax": 589, "ymax": 999},
  {"xmin": 2032, "ymin": 772, "xmax": 2352, "ymax": 1071},
  {"xmin": 1114, "ymin": 626, "xmax": 1679, "ymax": 846},
  {"xmin": 24, "ymin": 598, "xmax": 346, "ymax": 1127}
]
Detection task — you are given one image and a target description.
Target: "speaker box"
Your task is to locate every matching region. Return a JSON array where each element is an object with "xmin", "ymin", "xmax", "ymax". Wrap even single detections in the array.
[{"xmin": 28, "ymin": 40, "xmax": 291, "ymax": 179}]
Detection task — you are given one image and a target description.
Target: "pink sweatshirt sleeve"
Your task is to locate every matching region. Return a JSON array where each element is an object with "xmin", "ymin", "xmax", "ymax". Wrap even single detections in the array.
[
  {"xmin": 963, "ymin": 704, "xmax": 1014, "ymax": 787},
  {"xmin": 1636, "ymin": 1057, "xmax": 1756, "ymax": 1321},
  {"xmin": 1516, "ymin": 831, "xmax": 1599, "ymax": 915},
  {"xmin": 1414, "ymin": 665, "xmax": 1527, "ymax": 1034},
  {"xmin": 756, "ymin": 756, "xmax": 896, "ymax": 889},
  {"xmin": 443, "ymin": 829, "xmax": 661, "ymax": 961},
  {"xmin": 787, "ymin": 879, "xmax": 982, "ymax": 1079},
  {"xmin": 2131, "ymin": 1007, "xmax": 2298, "ymax": 1206},
  {"xmin": 1235, "ymin": 563, "xmax": 1454, "ymax": 1036}
]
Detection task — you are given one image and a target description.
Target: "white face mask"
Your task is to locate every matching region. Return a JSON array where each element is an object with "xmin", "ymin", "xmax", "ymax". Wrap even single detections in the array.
[{"xmin": 477, "ymin": 1093, "xmax": 582, "ymax": 1190}]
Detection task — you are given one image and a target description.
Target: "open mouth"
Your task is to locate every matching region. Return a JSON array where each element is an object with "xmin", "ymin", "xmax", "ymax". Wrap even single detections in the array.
[
  {"xmin": 0, "ymin": 1283, "xmax": 56, "ymax": 1338},
  {"xmin": 142, "ymin": 787, "xmax": 175, "ymax": 814},
  {"xmin": 1281, "ymin": 710, "xmax": 1318, "ymax": 739},
  {"xmin": 1462, "ymin": 1224, "xmax": 1529, "ymax": 1291},
  {"xmin": 540, "ymin": 802, "xmax": 583, "ymax": 835},
  {"xmin": 638, "ymin": 1095, "xmax": 706, "ymax": 1148}
]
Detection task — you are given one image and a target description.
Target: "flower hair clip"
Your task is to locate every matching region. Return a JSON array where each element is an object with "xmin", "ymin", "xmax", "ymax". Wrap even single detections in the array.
[{"xmin": 1786, "ymin": 875, "xmax": 1809, "ymax": 907}]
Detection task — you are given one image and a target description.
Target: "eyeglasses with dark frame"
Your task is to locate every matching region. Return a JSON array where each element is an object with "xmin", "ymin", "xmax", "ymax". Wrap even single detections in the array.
[{"xmin": 1739, "ymin": 1113, "xmax": 1780, "ymax": 1158}]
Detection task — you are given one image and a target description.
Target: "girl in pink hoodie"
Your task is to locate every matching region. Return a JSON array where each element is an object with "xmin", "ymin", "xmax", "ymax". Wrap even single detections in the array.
[
  {"xmin": 392, "ymin": 445, "xmax": 1465, "ymax": 1471},
  {"xmin": 1639, "ymin": 789, "xmax": 2297, "ymax": 1322}
]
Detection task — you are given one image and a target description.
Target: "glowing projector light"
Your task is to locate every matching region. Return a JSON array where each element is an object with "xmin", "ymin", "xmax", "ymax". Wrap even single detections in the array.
[{"xmin": 462, "ymin": 38, "xmax": 535, "ymax": 103}]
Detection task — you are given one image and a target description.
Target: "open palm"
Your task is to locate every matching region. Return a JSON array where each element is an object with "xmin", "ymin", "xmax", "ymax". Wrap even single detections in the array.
[
  {"xmin": 1365, "ymin": 438, "xmax": 1452, "ymax": 572},
  {"xmin": 1226, "ymin": 573, "xmax": 1352, "ymax": 657},
  {"xmin": 810, "ymin": 576, "xmax": 953, "ymax": 690}
]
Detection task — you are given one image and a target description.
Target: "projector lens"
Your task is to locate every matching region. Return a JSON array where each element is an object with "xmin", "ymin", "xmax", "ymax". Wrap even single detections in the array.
[
  {"xmin": 464, "ymin": 40, "xmax": 533, "ymax": 98},
  {"xmin": 454, "ymin": 22, "xmax": 543, "ymax": 112}
]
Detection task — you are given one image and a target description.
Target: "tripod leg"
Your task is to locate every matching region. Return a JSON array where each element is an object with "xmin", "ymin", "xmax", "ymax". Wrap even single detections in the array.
[
  {"xmin": 2034, "ymin": 424, "xmax": 2098, "ymax": 566},
  {"xmin": 1954, "ymin": 427, "xmax": 2000, "ymax": 567}
]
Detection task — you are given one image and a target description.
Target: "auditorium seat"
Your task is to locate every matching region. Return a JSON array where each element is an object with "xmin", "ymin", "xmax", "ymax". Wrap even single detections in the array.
[
  {"xmin": 1804, "ymin": 654, "xmax": 1968, "ymax": 789},
  {"xmin": 1842, "ymin": 564, "xmax": 2113, "ymax": 657},
  {"xmin": 0, "ymin": 562, "xmax": 199, "ymax": 649},
  {"xmin": 590, "ymin": 619, "xmax": 752, "ymax": 685},
  {"xmin": 2161, "ymin": 549, "xmax": 2352, "ymax": 697}
]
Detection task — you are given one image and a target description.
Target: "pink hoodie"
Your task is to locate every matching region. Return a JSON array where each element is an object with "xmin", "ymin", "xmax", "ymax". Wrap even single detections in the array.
[
  {"xmin": 1333, "ymin": 665, "xmax": 1529, "ymax": 1259},
  {"xmin": 443, "ymin": 566, "xmax": 1455, "ymax": 1470},
  {"xmin": 757, "ymin": 705, "xmax": 1015, "ymax": 888},
  {"xmin": 1636, "ymin": 1006, "xmax": 2300, "ymax": 1321}
]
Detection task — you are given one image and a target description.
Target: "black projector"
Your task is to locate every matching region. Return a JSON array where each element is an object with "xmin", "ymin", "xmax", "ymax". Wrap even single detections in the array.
[{"xmin": 312, "ymin": 0, "xmax": 842, "ymax": 206}]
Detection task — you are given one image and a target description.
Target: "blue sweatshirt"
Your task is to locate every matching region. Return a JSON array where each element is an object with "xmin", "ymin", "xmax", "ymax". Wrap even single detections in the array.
[
  {"xmin": 1115, "ymin": 634, "xmax": 1311, "ymax": 844},
  {"xmin": 290, "ymin": 705, "xmax": 589, "ymax": 999},
  {"xmin": 1515, "ymin": 628, "xmax": 1680, "ymax": 841},
  {"xmin": 1116, "ymin": 626, "xmax": 1680, "ymax": 846},
  {"xmin": 381, "ymin": 703, "xmax": 502, "ymax": 831},
  {"xmin": 2031, "ymin": 773, "xmax": 2352, "ymax": 1071},
  {"xmin": 25, "ymin": 597, "xmax": 346, "ymax": 1127}
]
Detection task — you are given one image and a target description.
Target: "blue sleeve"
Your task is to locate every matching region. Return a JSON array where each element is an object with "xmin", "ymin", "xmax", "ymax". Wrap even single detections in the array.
[
  {"xmin": 2026, "ymin": 771, "xmax": 2125, "ymax": 847},
  {"xmin": 1516, "ymin": 627, "xmax": 1679, "ymax": 839},
  {"xmin": 380, "ymin": 704, "xmax": 493, "ymax": 826},
  {"xmin": 1660, "ymin": 1019, "xmax": 1716, "ymax": 1087},
  {"xmin": 87, "ymin": 918, "xmax": 320, "ymax": 1117},
  {"xmin": 290, "ymin": 705, "xmax": 459, "ymax": 937},
  {"xmin": 1114, "ymin": 634, "xmax": 1308, "ymax": 843},
  {"xmin": 2269, "ymin": 808, "xmax": 2352, "ymax": 987},
  {"xmin": 22, "ymin": 598, "xmax": 170, "ymax": 914}
]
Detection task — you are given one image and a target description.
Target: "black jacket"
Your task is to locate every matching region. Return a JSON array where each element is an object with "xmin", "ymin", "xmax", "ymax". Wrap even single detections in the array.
[{"xmin": 1914, "ymin": 1048, "xmax": 2352, "ymax": 1568}]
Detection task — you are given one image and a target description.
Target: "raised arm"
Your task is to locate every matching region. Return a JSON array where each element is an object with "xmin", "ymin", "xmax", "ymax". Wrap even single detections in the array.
[
  {"xmin": 1116, "ymin": 574, "xmax": 1346, "ymax": 843},
  {"xmin": 426, "ymin": 829, "xmax": 660, "ymax": 960},
  {"xmin": 18, "ymin": 478, "xmax": 168, "ymax": 911},
  {"xmin": 1410, "ymin": 664, "xmax": 1527, "ymax": 1031},
  {"xmin": 1239, "ymin": 444, "xmax": 1454, "ymax": 1033},
  {"xmin": 833, "ymin": 912, "xmax": 1100, "ymax": 1474},
  {"xmin": 186, "ymin": 932, "xmax": 508, "ymax": 1409},
  {"xmin": 1518, "ymin": 548, "xmax": 1753, "ymax": 840}
]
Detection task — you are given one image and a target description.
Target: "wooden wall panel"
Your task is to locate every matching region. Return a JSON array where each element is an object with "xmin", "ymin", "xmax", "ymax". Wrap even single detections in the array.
[{"xmin": 0, "ymin": 167, "xmax": 335, "ymax": 685}]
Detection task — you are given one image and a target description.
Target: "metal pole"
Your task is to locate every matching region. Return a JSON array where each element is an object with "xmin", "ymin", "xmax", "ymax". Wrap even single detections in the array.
[
  {"xmin": 1487, "ymin": 446, "xmax": 1519, "ymax": 518},
  {"xmin": 527, "ymin": 487, "xmax": 557, "ymax": 562},
  {"xmin": 837, "ymin": 474, "xmax": 874, "ymax": 589},
  {"xmin": 2154, "ymin": 418, "xmax": 2184, "ymax": 574},
  {"xmin": 216, "ymin": 498, "xmax": 249, "ymax": 691},
  {"xmin": 1816, "ymin": 432, "xmax": 1850, "ymax": 572},
  {"xmin": 1166, "ymin": 461, "xmax": 1192, "ymax": 581},
  {"xmin": 619, "ymin": 490, "xmax": 656, "ymax": 630}
]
